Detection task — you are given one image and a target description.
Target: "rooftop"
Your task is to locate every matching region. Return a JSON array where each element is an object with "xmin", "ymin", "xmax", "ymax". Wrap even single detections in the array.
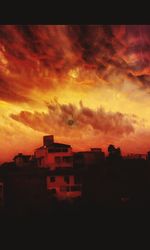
[
  {"xmin": 36, "ymin": 142, "xmax": 71, "ymax": 150},
  {"xmin": 13, "ymin": 153, "xmax": 31, "ymax": 161}
]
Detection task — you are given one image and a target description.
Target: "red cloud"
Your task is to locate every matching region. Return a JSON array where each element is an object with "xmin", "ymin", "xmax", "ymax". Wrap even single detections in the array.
[{"xmin": 10, "ymin": 101, "xmax": 135, "ymax": 137}]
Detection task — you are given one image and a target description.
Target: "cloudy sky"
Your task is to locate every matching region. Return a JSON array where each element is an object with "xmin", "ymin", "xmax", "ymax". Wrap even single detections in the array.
[{"xmin": 0, "ymin": 25, "xmax": 150, "ymax": 162}]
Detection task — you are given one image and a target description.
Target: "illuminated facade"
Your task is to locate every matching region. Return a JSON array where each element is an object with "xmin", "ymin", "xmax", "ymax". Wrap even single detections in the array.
[
  {"xmin": 34, "ymin": 135, "xmax": 73, "ymax": 169},
  {"xmin": 46, "ymin": 170, "xmax": 82, "ymax": 200}
]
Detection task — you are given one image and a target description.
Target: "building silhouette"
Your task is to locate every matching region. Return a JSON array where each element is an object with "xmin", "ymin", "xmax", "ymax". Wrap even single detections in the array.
[
  {"xmin": 74, "ymin": 148, "xmax": 105, "ymax": 169},
  {"xmin": 1, "ymin": 134, "xmax": 150, "ymax": 214},
  {"xmin": 13, "ymin": 153, "xmax": 32, "ymax": 167}
]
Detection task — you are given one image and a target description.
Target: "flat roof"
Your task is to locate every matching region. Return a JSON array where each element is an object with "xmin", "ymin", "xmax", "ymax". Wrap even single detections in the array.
[{"xmin": 35, "ymin": 143, "xmax": 71, "ymax": 150}]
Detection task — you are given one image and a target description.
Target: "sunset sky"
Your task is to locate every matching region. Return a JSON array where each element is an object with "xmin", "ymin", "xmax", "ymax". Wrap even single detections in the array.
[{"xmin": 0, "ymin": 25, "xmax": 150, "ymax": 162}]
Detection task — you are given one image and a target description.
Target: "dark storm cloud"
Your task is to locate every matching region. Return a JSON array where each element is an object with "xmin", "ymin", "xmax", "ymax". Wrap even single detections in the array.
[
  {"xmin": 67, "ymin": 25, "xmax": 150, "ymax": 85},
  {"xmin": 67, "ymin": 25, "xmax": 116, "ymax": 66},
  {"xmin": 0, "ymin": 25, "xmax": 150, "ymax": 104}
]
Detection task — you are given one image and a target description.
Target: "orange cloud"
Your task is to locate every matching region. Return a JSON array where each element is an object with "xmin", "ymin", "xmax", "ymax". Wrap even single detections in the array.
[{"xmin": 11, "ymin": 100, "xmax": 135, "ymax": 138}]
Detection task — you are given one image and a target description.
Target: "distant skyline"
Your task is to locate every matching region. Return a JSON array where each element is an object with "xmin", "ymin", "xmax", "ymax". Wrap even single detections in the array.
[{"xmin": 0, "ymin": 25, "xmax": 150, "ymax": 162}]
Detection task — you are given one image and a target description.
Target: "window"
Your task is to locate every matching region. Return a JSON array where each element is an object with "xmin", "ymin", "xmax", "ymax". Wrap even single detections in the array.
[
  {"xmin": 55, "ymin": 156, "xmax": 61, "ymax": 163},
  {"xmin": 70, "ymin": 186, "xmax": 81, "ymax": 192},
  {"xmin": 63, "ymin": 156, "xmax": 73, "ymax": 163},
  {"xmin": 38, "ymin": 158, "xmax": 42, "ymax": 165},
  {"xmin": 74, "ymin": 176, "xmax": 81, "ymax": 184},
  {"xmin": 50, "ymin": 176, "xmax": 55, "ymax": 182},
  {"xmin": 61, "ymin": 148, "xmax": 68, "ymax": 152},
  {"xmin": 50, "ymin": 188, "xmax": 56, "ymax": 194},
  {"xmin": 48, "ymin": 148, "xmax": 68, "ymax": 153},
  {"xmin": 64, "ymin": 176, "xmax": 70, "ymax": 184}
]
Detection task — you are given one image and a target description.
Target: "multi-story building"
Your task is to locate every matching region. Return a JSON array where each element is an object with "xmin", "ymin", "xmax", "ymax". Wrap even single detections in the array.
[
  {"xmin": 34, "ymin": 135, "xmax": 81, "ymax": 199},
  {"xmin": 34, "ymin": 135, "xmax": 73, "ymax": 170},
  {"xmin": 46, "ymin": 169, "xmax": 82, "ymax": 200},
  {"xmin": 74, "ymin": 148, "xmax": 105, "ymax": 168}
]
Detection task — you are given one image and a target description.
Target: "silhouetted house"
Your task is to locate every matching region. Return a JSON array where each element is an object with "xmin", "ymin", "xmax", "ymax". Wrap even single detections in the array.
[
  {"xmin": 46, "ymin": 169, "xmax": 82, "ymax": 200},
  {"xmin": 74, "ymin": 148, "xmax": 105, "ymax": 168},
  {"xmin": 13, "ymin": 153, "xmax": 32, "ymax": 167},
  {"xmin": 0, "ymin": 162, "xmax": 15, "ymax": 173},
  {"xmin": 125, "ymin": 154, "xmax": 146, "ymax": 160},
  {"xmin": 34, "ymin": 135, "xmax": 73, "ymax": 169}
]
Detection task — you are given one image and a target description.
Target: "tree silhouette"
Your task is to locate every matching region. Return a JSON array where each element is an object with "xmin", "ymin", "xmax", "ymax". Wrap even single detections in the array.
[{"xmin": 108, "ymin": 145, "xmax": 122, "ymax": 160}]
